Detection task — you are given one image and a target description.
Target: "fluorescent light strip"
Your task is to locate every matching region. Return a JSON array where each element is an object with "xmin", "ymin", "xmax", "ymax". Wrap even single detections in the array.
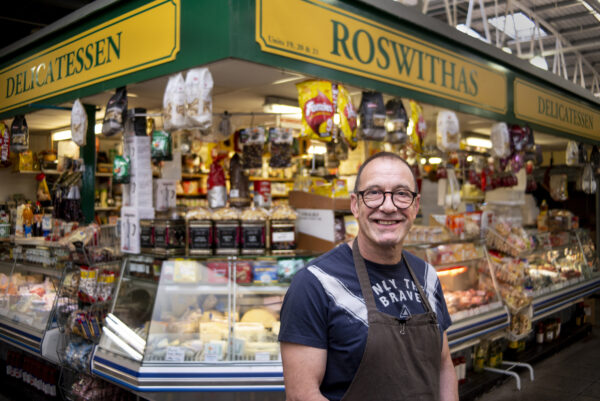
[
  {"xmin": 465, "ymin": 137, "xmax": 492, "ymax": 149},
  {"xmin": 51, "ymin": 123, "xmax": 103, "ymax": 141},
  {"xmin": 105, "ymin": 313, "xmax": 146, "ymax": 354},
  {"xmin": 102, "ymin": 326, "xmax": 143, "ymax": 362}
]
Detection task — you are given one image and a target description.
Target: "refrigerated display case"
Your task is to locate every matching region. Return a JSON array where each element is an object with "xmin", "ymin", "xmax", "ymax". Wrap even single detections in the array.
[{"xmin": 92, "ymin": 254, "xmax": 311, "ymax": 400}]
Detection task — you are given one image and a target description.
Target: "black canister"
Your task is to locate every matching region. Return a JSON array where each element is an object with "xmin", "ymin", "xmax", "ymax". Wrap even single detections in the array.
[
  {"xmin": 241, "ymin": 220, "xmax": 266, "ymax": 255},
  {"xmin": 154, "ymin": 219, "xmax": 186, "ymax": 256},
  {"xmin": 140, "ymin": 219, "xmax": 154, "ymax": 253},
  {"xmin": 187, "ymin": 219, "xmax": 213, "ymax": 256},
  {"xmin": 214, "ymin": 219, "xmax": 240, "ymax": 255},
  {"xmin": 270, "ymin": 219, "xmax": 296, "ymax": 254}
]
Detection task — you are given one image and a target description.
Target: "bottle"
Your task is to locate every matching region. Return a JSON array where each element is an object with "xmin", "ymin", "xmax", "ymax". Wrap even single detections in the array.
[
  {"xmin": 474, "ymin": 342, "xmax": 487, "ymax": 372},
  {"xmin": 537, "ymin": 200, "xmax": 549, "ymax": 231},
  {"xmin": 33, "ymin": 201, "xmax": 42, "ymax": 237},
  {"xmin": 545, "ymin": 319, "xmax": 555, "ymax": 343},
  {"xmin": 536, "ymin": 322, "xmax": 545, "ymax": 344},
  {"xmin": 22, "ymin": 202, "xmax": 33, "ymax": 238}
]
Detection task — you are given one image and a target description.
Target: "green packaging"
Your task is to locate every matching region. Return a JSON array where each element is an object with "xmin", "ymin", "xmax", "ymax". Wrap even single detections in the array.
[{"xmin": 113, "ymin": 155, "xmax": 130, "ymax": 184}]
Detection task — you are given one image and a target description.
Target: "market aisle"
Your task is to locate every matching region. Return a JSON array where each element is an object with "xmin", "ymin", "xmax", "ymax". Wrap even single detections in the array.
[{"xmin": 474, "ymin": 326, "xmax": 600, "ymax": 401}]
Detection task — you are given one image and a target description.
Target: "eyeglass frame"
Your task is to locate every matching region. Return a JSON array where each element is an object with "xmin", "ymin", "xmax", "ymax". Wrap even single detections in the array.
[{"xmin": 355, "ymin": 188, "xmax": 419, "ymax": 209}]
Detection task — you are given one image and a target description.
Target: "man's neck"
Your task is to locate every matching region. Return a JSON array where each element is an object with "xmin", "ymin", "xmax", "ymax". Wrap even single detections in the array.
[{"xmin": 351, "ymin": 237, "xmax": 404, "ymax": 265}]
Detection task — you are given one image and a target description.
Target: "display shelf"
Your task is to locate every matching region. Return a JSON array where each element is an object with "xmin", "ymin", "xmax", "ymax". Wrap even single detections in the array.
[
  {"xmin": 95, "ymin": 172, "xmax": 113, "ymax": 177},
  {"xmin": 532, "ymin": 275, "xmax": 600, "ymax": 321},
  {"xmin": 288, "ymin": 190, "xmax": 350, "ymax": 211},
  {"xmin": 95, "ymin": 206, "xmax": 120, "ymax": 212}
]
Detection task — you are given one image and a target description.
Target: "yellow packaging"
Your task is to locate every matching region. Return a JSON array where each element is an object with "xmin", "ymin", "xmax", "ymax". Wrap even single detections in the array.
[
  {"xmin": 332, "ymin": 178, "xmax": 349, "ymax": 198},
  {"xmin": 409, "ymin": 100, "xmax": 425, "ymax": 153},
  {"xmin": 310, "ymin": 177, "xmax": 332, "ymax": 197},
  {"xmin": 18, "ymin": 150, "xmax": 34, "ymax": 171},
  {"xmin": 337, "ymin": 85, "xmax": 358, "ymax": 149},
  {"xmin": 297, "ymin": 80, "xmax": 335, "ymax": 141}
]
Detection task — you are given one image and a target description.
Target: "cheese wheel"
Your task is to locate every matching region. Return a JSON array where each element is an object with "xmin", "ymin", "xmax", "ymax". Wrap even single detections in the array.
[{"xmin": 241, "ymin": 308, "xmax": 277, "ymax": 329}]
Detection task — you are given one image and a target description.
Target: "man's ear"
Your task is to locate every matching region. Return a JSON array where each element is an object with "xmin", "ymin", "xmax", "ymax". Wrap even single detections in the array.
[{"xmin": 350, "ymin": 193, "xmax": 359, "ymax": 218}]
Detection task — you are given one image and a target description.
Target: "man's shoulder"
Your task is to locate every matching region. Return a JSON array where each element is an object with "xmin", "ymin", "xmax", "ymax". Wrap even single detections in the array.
[
  {"xmin": 403, "ymin": 249, "xmax": 428, "ymax": 270},
  {"xmin": 307, "ymin": 243, "xmax": 353, "ymax": 270}
]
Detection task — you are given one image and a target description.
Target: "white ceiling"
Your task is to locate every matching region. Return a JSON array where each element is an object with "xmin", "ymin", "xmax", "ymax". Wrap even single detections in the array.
[{"xmin": 25, "ymin": 58, "xmax": 567, "ymax": 149}]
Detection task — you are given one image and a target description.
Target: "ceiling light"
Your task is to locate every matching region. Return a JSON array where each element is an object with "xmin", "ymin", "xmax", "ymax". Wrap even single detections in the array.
[
  {"xmin": 436, "ymin": 266, "xmax": 468, "ymax": 277},
  {"xmin": 467, "ymin": 155, "xmax": 473, "ymax": 162},
  {"xmin": 307, "ymin": 143, "xmax": 327, "ymax": 155},
  {"xmin": 530, "ymin": 55, "xmax": 549, "ymax": 71},
  {"xmin": 51, "ymin": 123, "xmax": 103, "ymax": 141},
  {"xmin": 488, "ymin": 12, "xmax": 547, "ymax": 41},
  {"xmin": 465, "ymin": 137, "xmax": 492, "ymax": 148},
  {"xmin": 263, "ymin": 96, "xmax": 302, "ymax": 118},
  {"xmin": 428, "ymin": 157, "xmax": 443, "ymax": 164}
]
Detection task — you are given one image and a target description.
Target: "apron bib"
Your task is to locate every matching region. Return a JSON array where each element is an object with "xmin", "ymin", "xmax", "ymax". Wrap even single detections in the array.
[{"xmin": 341, "ymin": 241, "xmax": 442, "ymax": 401}]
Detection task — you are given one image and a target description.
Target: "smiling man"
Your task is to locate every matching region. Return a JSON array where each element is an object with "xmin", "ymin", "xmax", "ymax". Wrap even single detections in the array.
[{"xmin": 279, "ymin": 152, "xmax": 458, "ymax": 401}]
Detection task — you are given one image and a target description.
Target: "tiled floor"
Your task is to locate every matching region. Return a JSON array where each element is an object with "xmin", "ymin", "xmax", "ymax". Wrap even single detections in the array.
[{"xmin": 475, "ymin": 326, "xmax": 600, "ymax": 401}]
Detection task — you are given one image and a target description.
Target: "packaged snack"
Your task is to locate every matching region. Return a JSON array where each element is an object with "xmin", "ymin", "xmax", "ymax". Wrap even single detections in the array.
[
  {"xmin": 408, "ymin": 100, "xmax": 425, "ymax": 153},
  {"xmin": 490, "ymin": 122, "xmax": 510, "ymax": 158},
  {"xmin": 385, "ymin": 98, "xmax": 408, "ymax": 144},
  {"xmin": 71, "ymin": 99, "xmax": 87, "ymax": 146},
  {"xmin": 550, "ymin": 174, "xmax": 568, "ymax": 201},
  {"xmin": 207, "ymin": 154, "xmax": 227, "ymax": 209},
  {"xmin": 102, "ymin": 87, "xmax": 127, "ymax": 137},
  {"xmin": 112, "ymin": 155, "xmax": 130, "ymax": 184},
  {"xmin": 337, "ymin": 84, "xmax": 358, "ymax": 148},
  {"xmin": 185, "ymin": 67, "xmax": 213, "ymax": 130},
  {"xmin": 151, "ymin": 130, "xmax": 172, "ymax": 161},
  {"xmin": 565, "ymin": 141, "xmax": 579, "ymax": 166},
  {"xmin": 0, "ymin": 122, "xmax": 9, "ymax": 166},
  {"xmin": 229, "ymin": 153, "xmax": 251, "ymax": 208},
  {"xmin": 358, "ymin": 91, "xmax": 386, "ymax": 141},
  {"xmin": 268, "ymin": 127, "xmax": 293, "ymax": 168},
  {"xmin": 10, "ymin": 115, "xmax": 29, "ymax": 153},
  {"xmin": 509, "ymin": 124, "xmax": 529, "ymax": 153},
  {"xmin": 241, "ymin": 127, "xmax": 265, "ymax": 169},
  {"xmin": 163, "ymin": 73, "xmax": 186, "ymax": 131},
  {"xmin": 582, "ymin": 163, "xmax": 596, "ymax": 194},
  {"xmin": 36, "ymin": 173, "xmax": 51, "ymax": 202},
  {"xmin": 297, "ymin": 80, "xmax": 335, "ymax": 141},
  {"xmin": 253, "ymin": 180, "xmax": 272, "ymax": 208},
  {"xmin": 78, "ymin": 265, "xmax": 98, "ymax": 303},
  {"xmin": 436, "ymin": 110, "xmax": 460, "ymax": 152}
]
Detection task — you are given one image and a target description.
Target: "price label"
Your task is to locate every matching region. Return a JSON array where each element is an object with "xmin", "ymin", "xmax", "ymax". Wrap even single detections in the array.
[
  {"xmin": 165, "ymin": 346, "xmax": 185, "ymax": 362},
  {"xmin": 272, "ymin": 231, "xmax": 294, "ymax": 242},
  {"xmin": 255, "ymin": 352, "xmax": 271, "ymax": 362}
]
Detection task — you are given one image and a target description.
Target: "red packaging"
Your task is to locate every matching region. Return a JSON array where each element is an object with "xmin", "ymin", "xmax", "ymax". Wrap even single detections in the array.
[
  {"xmin": 206, "ymin": 262, "xmax": 229, "ymax": 284},
  {"xmin": 253, "ymin": 180, "xmax": 272, "ymax": 208},
  {"xmin": 234, "ymin": 261, "xmax": 253, "ymax": 283},
  {"xmin": 0, "ymin": 122, "xmax": 9, "ymax": 166}
]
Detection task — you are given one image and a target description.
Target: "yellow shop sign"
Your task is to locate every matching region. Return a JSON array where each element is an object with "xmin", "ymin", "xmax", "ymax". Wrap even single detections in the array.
[
  {"xmin": 0, "ymin": 0, "xmax": 180, "ymax": 114},
  {"xmin": 514, "ymin": 79, "xmax": 600, "ymax": 140},
  {"xmin": 256, "ymin": 0, "xmax": 507, "ymax": 114}
]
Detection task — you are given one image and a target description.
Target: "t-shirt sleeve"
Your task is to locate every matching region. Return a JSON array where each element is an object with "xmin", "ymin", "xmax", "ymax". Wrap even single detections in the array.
[
  {"xmin": 278, "ymin": 266, "xmax": 329, "ymax": 349},
  {"xmin": 434, "ymin": 280, "xmax": 452, "ymax": 333}
]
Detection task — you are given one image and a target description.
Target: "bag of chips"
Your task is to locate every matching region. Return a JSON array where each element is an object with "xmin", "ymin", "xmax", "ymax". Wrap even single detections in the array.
[
  {"xmin": 490, "ymin": 122, "xmax": 510, "ymax": 158},
  {"xmin": 185, "ymin": 67, "xmax": 213, "ymax": 130},
  {"xmin": 0, "ymin": 122, "xmax": 10, "ymax": 166},
  {"xmin": 71, "ymin": 99, "xmax": 87, "ymax": 146},
  {"xmin": 436, "ymin": 110, "xmax": 460, "ymax": 152},
  {"xmin": 297, "ymin": 80, "xmax": 335, "ymax": 141},
  {"xmin": 151, "ymin": 130, "xmax": 172, "ymax": 161},
  {"xmin": 241, "ymin": 127, "xmax": 265, "ymax": 169},
  {"xmin": 408, "ymin": 100, "xmax": 425, "ymax": 153},
  {"xmin": 385, "ymin": 98, "xmax": 408, "ymax": 144},
  {"xmin": 113, "ymin": 155, "xmax": 130, "ymax": 184},
  {"xmin": 337, "ymin": 84, "xmax": 358, "ymax": 148},
  {"xmin": 269, "ymin": 127, "xmax": 293, "ymax": 168},
  {"xmin": 163, "ymin": 73, "xmax": 186, "ymax": 131},
  {"xmin": 10, "ymin": 115, "xmax": 29, "ymax": 153},
  {"xmin": 565, "ymin": 141, "xmax": 579, "ymax": 166},
  {"xmin": 358, "ymin": 91, "xmax": 386, "ymax": 141},
  {"xmin": 102, "ymin": 87, "xmax": 127, "ymax": 137}
]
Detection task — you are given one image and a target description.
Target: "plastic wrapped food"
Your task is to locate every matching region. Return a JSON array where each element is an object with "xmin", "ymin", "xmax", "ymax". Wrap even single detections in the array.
[
  {"xmin": 565, "ymin": 141, "xmax": 579, "ymax": 166},
  {"xmin": 112, "ymin": 155, "xmax": 130, "ymax": 184},
  {"xmin": 10, "ymin": 115, "xmax": 29, "ymax": 153},
  {"xmin": 207, "ymin": 154, "xmax": 227, "ymax": 209},
  {"xmin": 270, "ymin": 204, "xmax": 297, "ymax": 220},
  {"xmin": 241, "ymin": 206, "xmax": 268, "ymax": 221},
  {"xmin": 71, "ymin": 99, "xmax": 87, "ymax": 146},
  {"xmin": 163, "ymin": 73, "xmax": 186, "ymax": 131},
  {"xmin": 212, "ymin": 207, "xmax": 240, "ymax": 220},
  {"xmin": 151, "ymin": 130, "xmax": 172, "ymax": 161},
  {"xmin": 229, "ymin": 153, "xmax": 251, "ymax": 208},
  {"xmin": 337, "ymin": 84, "xmax": 358, "ymax": 148},
  {"xmin": 102, "ymin": 87, "xmax": 127, "ymax": 137},
  {"xmin": 358, "ymin": 91, "xmax": 386, "ymax": 141},
  {"xmin": 550, "ymin": 174, "xmax": 568, "ymax": 201},
  {"xmin": 269, "ymin": 127, "xmax": 293, "ymax": 168},
  {"xmin": 0, "ymin": 122, "xmax": 9, "ymax": 166},
  {"xmin": 385, "ymin": 98, "xmax": 408, "ymax": 144},
  {"xmin": 297, "ymin": 80, "xmax": 335, "ymax": 141},
  {"xmin": 509, "ymin": 124, "xmax": 529, "ymax": 153},
  {"xmin": 490, "ymin": 122, "xmax": 510, "ymax": 158},
  {"xmin": 408, "ymin": 100, "xmax": 425, "ymax": 153},
  {"xmin": 582, "ymin": 163, "xmax": 596, "ymax": 194},
  {"xmin": 241, "ymin": 127, "xmax": 265, "ymax": 169},
  {"xmin": 436, "ymin": 110, "xmax": 460, "ymax": 152},
  {"xmin": 185, "ymin": 67, "xmax": 213, "ymax": 130}
]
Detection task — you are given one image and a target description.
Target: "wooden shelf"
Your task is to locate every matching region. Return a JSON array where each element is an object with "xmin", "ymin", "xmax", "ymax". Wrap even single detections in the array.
[
  {"xmin": 288, "ymin": 190, "xmax": 351, "ymax": 211},
  {"xmin": 95, "ymin": 172, "xmax": 113, "ymax": 177}
]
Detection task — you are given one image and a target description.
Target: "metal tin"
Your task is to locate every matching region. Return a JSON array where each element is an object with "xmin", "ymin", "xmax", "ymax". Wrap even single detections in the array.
[
  {"xmin": 187, "ymin": 219, "xmax": 213, "ymax": 256},
  {"xmin": 270, "ymin": 219, "xmax": 296, "ymax": 254},
  {"xmin": 214, "ymin": 219, "xmax": 240, "ymax": 255},
  {"xmin": 240, "ymin": 220, "xmax": 266, "ymax": 255},
  {"xmin": 153, "ymin": 219, "xmax": 186, "ymax": 256}
]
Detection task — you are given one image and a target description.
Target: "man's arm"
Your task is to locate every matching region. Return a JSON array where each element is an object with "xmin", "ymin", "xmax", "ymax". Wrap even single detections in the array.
[
  {"xmin": 439, "ymin": 332, "xmax": 459, "ymax": 401},
  {"xmin": 281, "ymin": 342, "xmax": 328, "ymax": 401}
]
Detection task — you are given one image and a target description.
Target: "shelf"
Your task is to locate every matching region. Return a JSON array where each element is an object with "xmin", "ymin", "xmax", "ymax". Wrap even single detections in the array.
[
  {"xmin": 14, "ymin": 170, "xmax": 41, "ymax": 174},
  {"xmin": 13, "ymin": 262, "xmax": 63, "ymax": 278},
  {"xmin": 96, "ymin": 172, "xmax": 113, "ymax": 177},
  {"xmin": 288, "ymin": 190, "xmax": 350, "ymax": 211},
  {"xmin": 176, "ymin": 193, "xmax": 205, "ymax": 198},
  {"xmin": 95, "ymin": 206, "xmax": 120, "ymax": 211},
  {"xmin": 433, "ymin": 258, "xmax": 485, "ymax": 270}
]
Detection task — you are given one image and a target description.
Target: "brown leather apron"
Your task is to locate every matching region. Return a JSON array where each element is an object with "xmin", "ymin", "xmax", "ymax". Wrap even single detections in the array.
[{"xmin": 340, "ymin": 241, "xmax": 442, "ymax": 401}]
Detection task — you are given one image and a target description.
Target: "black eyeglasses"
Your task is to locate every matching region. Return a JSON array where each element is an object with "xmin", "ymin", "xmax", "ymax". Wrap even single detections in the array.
[{"xmin": 356, "ymin": 189, "xmax": 418, "ymax": 209}]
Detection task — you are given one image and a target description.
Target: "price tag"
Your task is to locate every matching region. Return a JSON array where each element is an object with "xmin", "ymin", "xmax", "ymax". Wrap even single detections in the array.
[
  {"xmin": 255, "ymin": 352, "xmax": 271, "ymax": 362},
  {"xmin": 273, "ymin": 231, "xmax": 295, "ymax": 242},
  {"xmin": 165, "ymin": 346, "xmax": 185, "ymax": 362}
]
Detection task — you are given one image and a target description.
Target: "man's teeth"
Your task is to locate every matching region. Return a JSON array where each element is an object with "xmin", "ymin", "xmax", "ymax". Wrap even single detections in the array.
[{"xmin": 377, "ymin": 220, "xmax": 398, "ymax": 225}]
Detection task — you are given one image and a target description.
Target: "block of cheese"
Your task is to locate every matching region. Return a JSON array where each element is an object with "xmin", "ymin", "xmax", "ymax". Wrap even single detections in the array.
[
  {"xmin": 241, "ymin": 308, "xmax": 277, "ymax": 329},
  {"xmin": 234, "ymin": 322, "xmax": 266, "ymax": 342}
]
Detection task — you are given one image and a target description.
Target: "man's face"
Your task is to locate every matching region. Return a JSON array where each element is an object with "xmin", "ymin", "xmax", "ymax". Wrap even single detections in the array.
[{"xmin": 350, "ymin": 157, "xmax": 420, "ymax": 252}]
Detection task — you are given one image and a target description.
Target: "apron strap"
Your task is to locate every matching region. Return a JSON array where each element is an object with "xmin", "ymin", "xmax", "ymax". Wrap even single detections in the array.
[
  {"xmin": 403, "ymin": 252, "xmax": 435, "ymax": 315},
  {"xmin": 351, "ymin": 240, "xmax": 378, "ymax": 313}
]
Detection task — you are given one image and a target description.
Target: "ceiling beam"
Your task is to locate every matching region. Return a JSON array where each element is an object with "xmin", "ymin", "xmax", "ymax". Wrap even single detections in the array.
[
  {"xmin": 545, "ymin": 10, "xmax": 595, "ymax": 24},
  {"xmin": 559, "ymin": 22, "xmax": 600, "ymax": 35}
]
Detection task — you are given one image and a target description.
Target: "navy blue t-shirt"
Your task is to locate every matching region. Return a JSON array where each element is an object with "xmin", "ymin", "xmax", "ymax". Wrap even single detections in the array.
[{"xmin": 278, "ymin": 243, "xmax": 452, "ymax": 401}]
